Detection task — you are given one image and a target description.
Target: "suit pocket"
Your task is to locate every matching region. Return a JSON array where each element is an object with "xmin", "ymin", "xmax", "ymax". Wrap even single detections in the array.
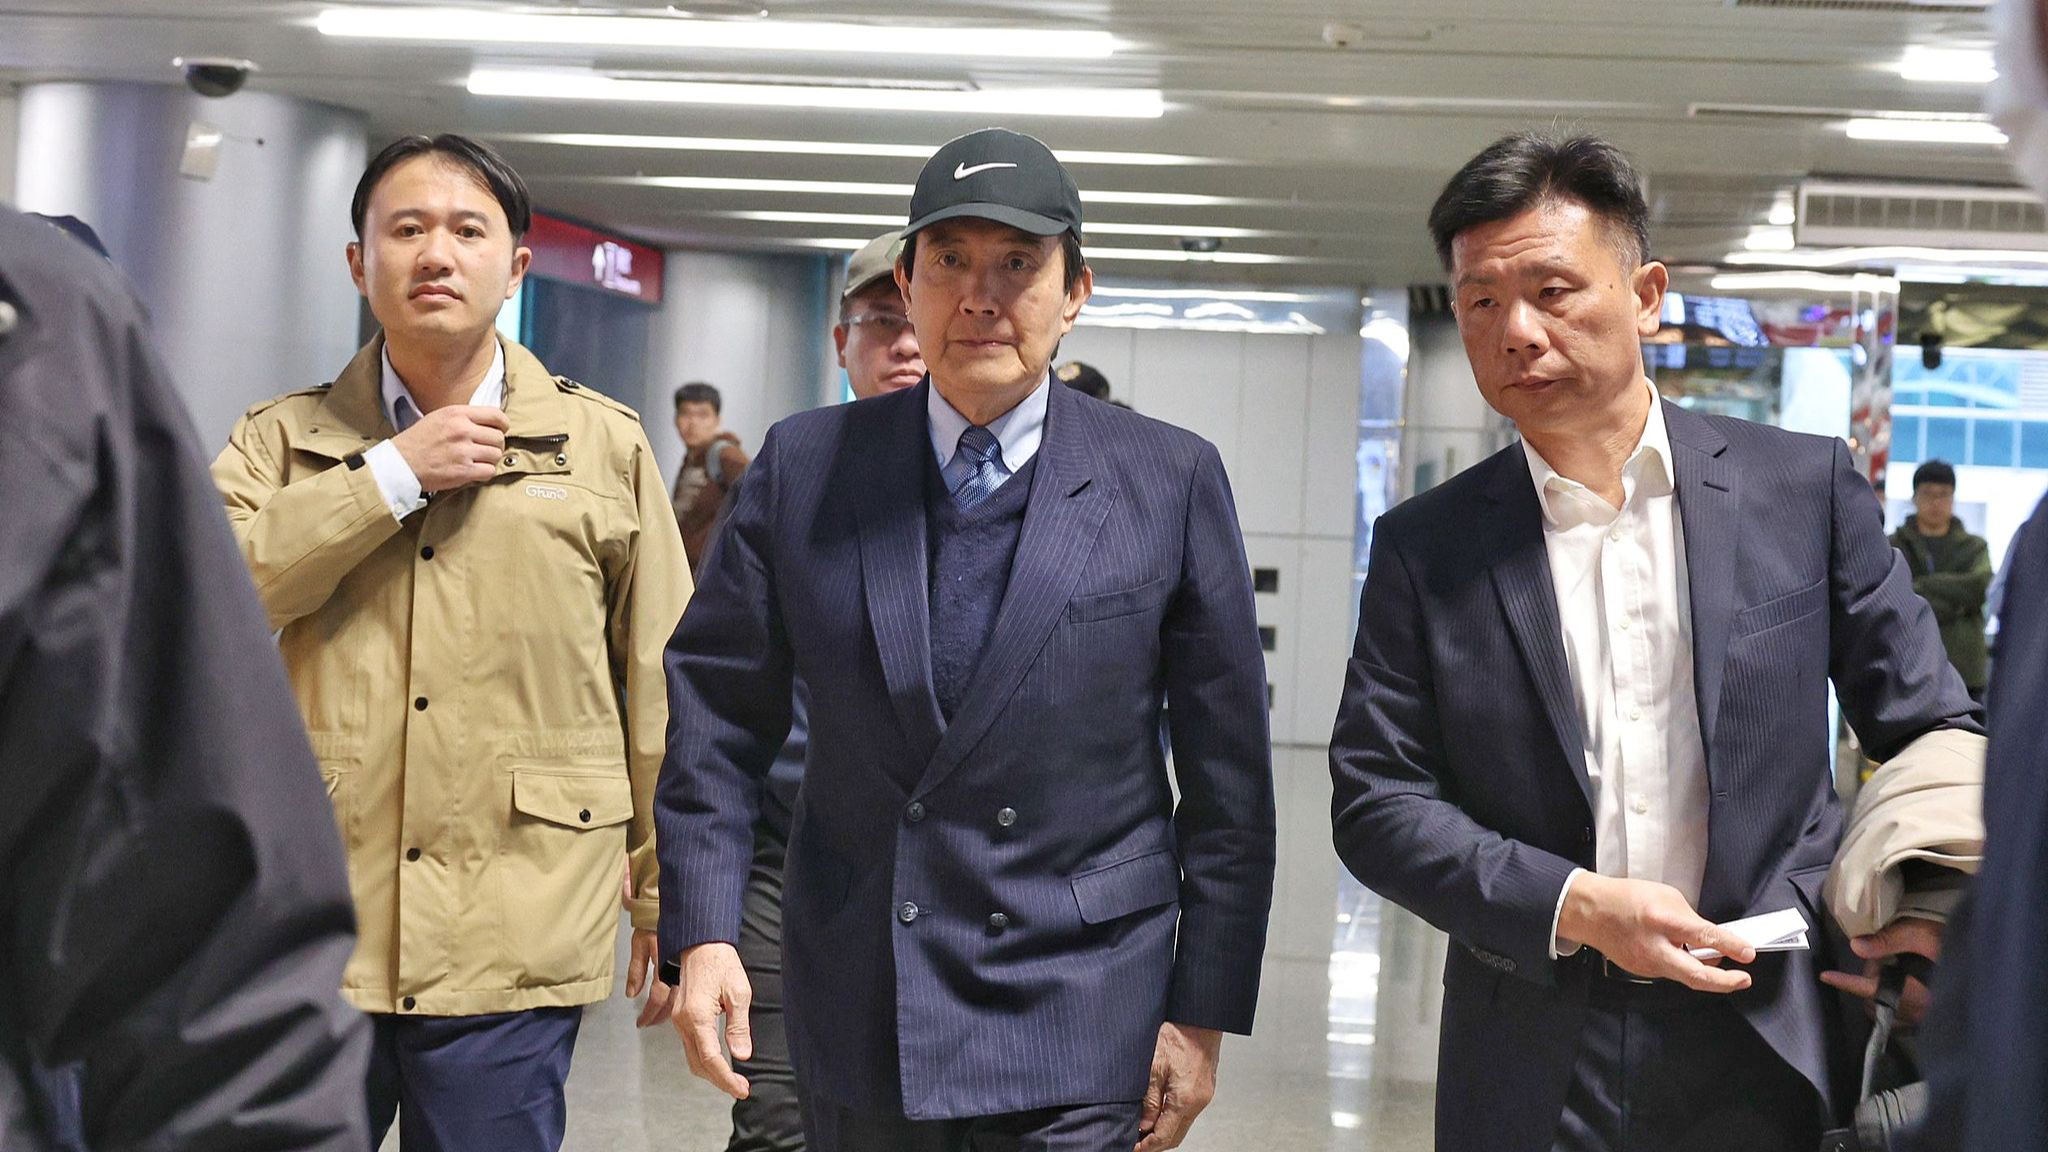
[
  {"xmin": 1732, "ymin": 578, "xmax": 1826, "ymax": 639},
  {"xmin": 1071, "ymin": 849, "xmax": 1181, "ymax": 924},
  {"xmin": 1067, "ymin": 576, "xmax": 1173, "ymax": 624}
]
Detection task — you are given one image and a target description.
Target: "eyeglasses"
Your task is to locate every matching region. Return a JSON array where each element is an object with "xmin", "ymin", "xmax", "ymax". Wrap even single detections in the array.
[{"xmin": 844, "ymin": 312, "xmax": 912, "ymax": 336}]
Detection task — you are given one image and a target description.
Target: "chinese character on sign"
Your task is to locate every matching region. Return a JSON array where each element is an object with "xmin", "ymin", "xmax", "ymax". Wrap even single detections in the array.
[{"xmin": 591, "ymin": 241, "xmax": 643, "ymax": 297}]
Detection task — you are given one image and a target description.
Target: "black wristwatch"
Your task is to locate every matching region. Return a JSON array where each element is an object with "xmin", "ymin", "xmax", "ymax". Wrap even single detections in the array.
[{"xmin": 659, "ymin": 958, "xmax": 682, "ymax": 986}]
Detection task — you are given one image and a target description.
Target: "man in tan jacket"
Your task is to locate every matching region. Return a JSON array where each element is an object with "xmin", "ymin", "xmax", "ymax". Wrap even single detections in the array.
[{"xmin": 211, "ymin": 134, "xmax": 689, "ymax": 1152}]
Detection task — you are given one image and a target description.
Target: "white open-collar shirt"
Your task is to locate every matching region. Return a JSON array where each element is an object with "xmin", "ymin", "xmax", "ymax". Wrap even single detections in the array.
[{"xmin": 1530, "ymin": 384, "xmax": 1711, "ymax": 955}]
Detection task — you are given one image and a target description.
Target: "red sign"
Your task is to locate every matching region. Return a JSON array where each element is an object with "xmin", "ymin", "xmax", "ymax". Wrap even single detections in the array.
[{"xmin": 524, "ymin": 212, "xmax": 665, "ymax": 305}]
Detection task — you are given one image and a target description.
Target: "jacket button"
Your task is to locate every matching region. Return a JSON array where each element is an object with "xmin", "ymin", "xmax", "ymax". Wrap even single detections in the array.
[
  {"xmin": 420, "ymin": 546, "xmax": 434, "ymax": 560},
  {"xmin": 996, "ymin": 807, "xmax": 1017, "ymax": 827},
  {"xmin": 905, "ymin": 802, "xmax": 926, "ymax": 823},
  {"xmin": 1581, "ymin": 826, "xmax": 1593, "ymax": 844},
  {"xmin": 406, "ymin": 847, "xmax": 421, "ymax": 862},
  {"xmin": 401, "ymin": 996, "xmax": 416, "ymax": 1010},
  {"xmin": 897, "ymin": 902, "xmax": 920, "ymax": 924},
  {"xmin": 503, "ymin": 454, "xmax": 516, "ymax": 468},
  {"xmin": 988, "ymin": 912, "xmax": 1010, "ymax": 930},
  {"xmin": 579, "ymin": 809, "xmax": 592, "ymax": 823},
  {"xmin": 555, "ymin": 453, "xmax": 568, "ymax": 466},
  {"xmin": 414, "ymin": 697, "xmax": 428, "ymax": 711}
]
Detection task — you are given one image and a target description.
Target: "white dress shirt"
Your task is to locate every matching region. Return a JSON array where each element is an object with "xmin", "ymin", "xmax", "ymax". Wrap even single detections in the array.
[
  {"xmin": 927, "ymin": 374, "xmax": 1049, "ymax": 495},
  {"xmin": 361, "ymin": 342, "xmax": 506, "ymax": 523},
  {"xmin": 1534, "ymin": 386, "xmax": 1712, "ymax": 957}
]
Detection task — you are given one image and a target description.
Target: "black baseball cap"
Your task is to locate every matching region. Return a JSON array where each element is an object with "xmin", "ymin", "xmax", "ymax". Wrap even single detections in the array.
[{"xmin": 904, "ymin": 128, "xmax": 1083, "ymax": 241}]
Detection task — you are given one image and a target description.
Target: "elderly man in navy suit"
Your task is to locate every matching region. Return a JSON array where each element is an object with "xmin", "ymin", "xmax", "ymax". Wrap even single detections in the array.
[
  {"xmin": 1328, "ymin": 131, "xmax": 1981, "ymax": 1152},
  {"xmin": 654, "ymin": 128, "xmax": 1276, "ymax": 1152}
]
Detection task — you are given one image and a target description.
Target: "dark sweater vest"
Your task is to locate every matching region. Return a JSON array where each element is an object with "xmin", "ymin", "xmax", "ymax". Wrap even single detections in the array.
[{"xmin": 926, "ymin": 450, "xmax": 1039, "ymax": 726}]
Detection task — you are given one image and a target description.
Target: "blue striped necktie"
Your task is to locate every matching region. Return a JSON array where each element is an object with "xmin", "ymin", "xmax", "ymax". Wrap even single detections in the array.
[{"xmin": 952, "ymin": 425, "xmax": 1004, "ymax": 511}]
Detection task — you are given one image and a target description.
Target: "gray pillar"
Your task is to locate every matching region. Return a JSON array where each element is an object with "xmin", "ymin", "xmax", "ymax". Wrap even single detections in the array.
[
  {"xmin": 13, "ymin": 82, "xmax": 367, "ymax": 446},
  {"xmin": 0, "ymin": 88, "xmax": 18, "ymax": 205}
]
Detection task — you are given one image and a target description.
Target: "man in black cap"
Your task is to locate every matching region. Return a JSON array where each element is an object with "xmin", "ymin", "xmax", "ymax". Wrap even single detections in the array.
[{"xmin": 657, "ymin": 128, "xmax": 1276, "ymax": 1152}]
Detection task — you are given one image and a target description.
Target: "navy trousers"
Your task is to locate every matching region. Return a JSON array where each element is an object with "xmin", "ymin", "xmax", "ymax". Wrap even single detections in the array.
[
  {"xmin": 365, "ymin": 1007, "xmax": 582, "ymax": 1152},
  {"xmin": 730, "ymin": 826, "xmax": 804, "ymax": 1152},
  {"xmin": 1553, "ymin": 977, "xmax": 1821, "ymax": 1152},
  {"xmin": 801, "ymin": 1097, "xmax": 1144, "ymax": 1152}
]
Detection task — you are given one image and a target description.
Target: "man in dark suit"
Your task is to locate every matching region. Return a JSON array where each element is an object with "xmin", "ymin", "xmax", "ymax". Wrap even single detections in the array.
[
  {"xmin": 1328, "ymin": 132, "xmax": 1981, "ymax": 1152},
  {"xmin": 655, "ymin": 128, "xmax": 1275, "ymax": 1152}
]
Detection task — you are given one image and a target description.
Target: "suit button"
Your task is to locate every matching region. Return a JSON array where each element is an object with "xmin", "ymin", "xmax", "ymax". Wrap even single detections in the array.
[
  {"xmin": 987, "ymin": 912, "xmax": 1010, "ymax": 930},
  {"xmin": 406, "ymin": 847, "xmax": 421, "ymax": 862},
  {"xmin": 996, "ymin": 807, "xmax": 1017, "ymax": 827},
  {"xmin": 897, "ymin": 902, "xmax": 920, "ymax": 924},
  {"xmin": 1581, "ymin": 826, "xmax": 1593, "ymax": 844},
  {"xmin": 401, "ymin": 996, "xmax": 417, "ymax": 1011},
  {"xmin": 414, "ymin": 697, "xmax": 429, "ymax": 711},
  {"xmin": 905, "ymin": 802, "xmax": 926, "ymax": 823}
]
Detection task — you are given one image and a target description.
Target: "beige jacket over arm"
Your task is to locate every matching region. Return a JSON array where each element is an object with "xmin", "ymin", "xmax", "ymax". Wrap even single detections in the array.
[
  {"xmin": 211, "ymin": 334, "xmax": 691, "ymax": 1015},
  {"xmin": 1826, "ymin": 727, "xmax": 1987, "ymax": 938}
]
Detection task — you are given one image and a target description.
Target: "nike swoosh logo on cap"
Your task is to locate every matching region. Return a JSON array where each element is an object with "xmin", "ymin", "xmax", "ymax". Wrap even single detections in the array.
[{"xmin": 954, "ymin": 161, "xmax": 1018, "ymax": 180}]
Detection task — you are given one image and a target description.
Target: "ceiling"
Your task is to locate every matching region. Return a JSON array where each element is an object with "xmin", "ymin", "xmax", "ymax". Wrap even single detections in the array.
[{"xmin": 0, "ymin": 0, "xmax": 2026, "ymax": 287}]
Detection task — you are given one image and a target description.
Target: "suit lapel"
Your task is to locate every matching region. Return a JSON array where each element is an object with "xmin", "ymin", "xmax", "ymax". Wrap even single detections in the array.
[
  {"xmin": 856, "ymin": 382, "xmax": 945, "ymax": 769},
  {"xmin": 916, "ymin": 382, "xmax": 1112, "ymax": 798},
  {"xmin": 1666, "ymin": 401, "xmax": 1737, "ymax": 761},
  {"xmin": 1483, "ymin": 448, "xmax": 1594, "ymax": 810}
]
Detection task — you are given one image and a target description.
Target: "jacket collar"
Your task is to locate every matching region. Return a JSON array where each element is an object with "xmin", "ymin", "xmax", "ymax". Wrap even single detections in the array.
[{"xmin": 308, "ymin": 333, "xmax": 570, "ymax": 458}]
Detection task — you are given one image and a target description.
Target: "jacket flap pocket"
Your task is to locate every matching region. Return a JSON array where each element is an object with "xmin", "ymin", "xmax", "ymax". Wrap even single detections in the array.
[
  {"xmin": 1071, "ymin": 850, "xmax": 1181, "ymax": 925},
  {"xmin": 1732, "ymin": 578, "xmax": 1826, "ymax": 638},
  {"xmin": 512, "ymin": 770, "xmax": 633, "ymax": 829},
  {"xmin": 1067, "ymin": 577, "xmax": 1173, "ymax": 624}
]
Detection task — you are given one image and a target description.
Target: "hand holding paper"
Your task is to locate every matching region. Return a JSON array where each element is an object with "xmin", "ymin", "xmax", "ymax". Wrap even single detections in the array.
[{"xmin": 1688, "ymin": 907, "xmax": 1810, "ymax": 961}]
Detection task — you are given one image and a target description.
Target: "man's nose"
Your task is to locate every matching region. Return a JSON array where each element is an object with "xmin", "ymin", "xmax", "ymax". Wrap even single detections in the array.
[{"xmin": 1501, "ymin": 298, "xmax": 1548, "ymax": 356}]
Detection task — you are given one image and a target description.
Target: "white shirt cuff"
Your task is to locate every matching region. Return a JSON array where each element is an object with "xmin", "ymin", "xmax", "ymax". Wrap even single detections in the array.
[
  {"xmin": 1550, "ymin": 867, "xmax": 1586, "ymax": 960},
  {"xmin": 363, "ymin": 440, "xmax": 427, "ymax": 523}
]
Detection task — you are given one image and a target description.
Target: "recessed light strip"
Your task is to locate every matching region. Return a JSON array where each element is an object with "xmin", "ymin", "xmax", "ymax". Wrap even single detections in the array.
[
  {"xmin": 321, "ymin": 7, "xmax": 1117, "ymax": 59},
  {"xmin": 724, "ymin": 210, "xmax": 1274, "ymax": 238},
  {"xmin": 467, "ymin": 68, "xmax": 1164, "ymax": 119},
  {"xmin": 790, "ymin": 238, "xmax": 1314, "ymax": 265},
  {"xmin": 1726, "ymin": 245, "xmax": 2048, "ymax": 267},
  {"xmin": 585, "ymin": 174, "xmax": 1242, "ymax": 208},
  {"xmin": 492, "ymin": 132, "xmax": 1208, "ymax": 166},
  {"xmin": 1843, "ymin": 116, "xmax": 2007, "ymax": 145}
]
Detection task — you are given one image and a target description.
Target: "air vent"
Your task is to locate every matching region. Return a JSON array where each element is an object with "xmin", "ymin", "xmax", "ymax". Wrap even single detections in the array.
[
  {"xmin": 1796, "ymin": 180, "xmax": 2048, "ymax": 249},
  {"xmin": 1729, "ymin": 0, "xmax": 1987, "ymax": 12}
]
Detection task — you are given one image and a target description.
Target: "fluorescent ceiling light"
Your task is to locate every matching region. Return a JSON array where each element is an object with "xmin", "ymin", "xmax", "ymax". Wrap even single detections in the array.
[
  {"xmin": 792, "ymin": 238, "xmax": 1310, "ymax": 264},
  {"xmin": 592, "ymin": 175, "xmax": 1241, "ymax": 208},
  {"xmin": 495, "ymin": 132, "xmax": 1207, "ymax": 166},
  {"xmin": 1843, "ymin": 116, "xmax": 2007, "ymax": 145},
  {"xmin": 467, "ymin": 68, "xmax": 1163, "ymax": 118},
  {"xmin": 322, "ymin": 7, "xmax": 1116, "ymax": 58},
  {"xmin": 1078, "ymin": 311, "xmax": 1329, "ymax": 335},
  {"xmin": 1093, "ymin": 286, "xmax": 1324, "ymax": 302},
  {"xmin": 1768, "ymin": 196, "xmax": 1797, "ymax": 227},
  {"xmin": 726, "ymin": 210, "xmax": 1273, "ymax": 238},
  {"xmin": 1726, "ymin": 245, "xmax": 2048, "ymax": 267},
  {"xmin": 1744, "ymin": 225, "xmax": 1797, "ymax": 252},
  {"xmin": 1709, "ymin": 271, "xmax": 1900, "ymax": 295},
  {"xmin": 1898, "ymin": 46, "xmax": 1997, "ymax": 84}
]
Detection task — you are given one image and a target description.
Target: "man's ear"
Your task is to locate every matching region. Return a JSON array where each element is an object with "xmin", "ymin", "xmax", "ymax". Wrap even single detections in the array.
[
  {"xmin": 346, "ymin": 242, "xmax": 368, "ymax": 299},
  {"xmin": 507, "ymin": 245, "xmax": 533, "ymax": 298},
  {"xmin": 1633, "ymin": 260, "xmax": 1669, "ymax": 339},
  {"xmin": 1059, "ymin": 264, "xmax": 1094, "ymax": 334}
]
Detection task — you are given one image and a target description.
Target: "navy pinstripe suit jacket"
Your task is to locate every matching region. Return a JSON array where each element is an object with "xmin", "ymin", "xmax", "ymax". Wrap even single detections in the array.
[
  {"xmin": 1329, "ymin": 401, "xmax": 1981, "ymax": 1152},
  {"xmin": 656, "ymin": 378, "xmax": 1276, "ymax": 1120}
]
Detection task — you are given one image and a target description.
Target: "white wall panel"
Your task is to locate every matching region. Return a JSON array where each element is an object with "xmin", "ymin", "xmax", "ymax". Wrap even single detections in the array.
[
  {"xmin": 1305, "ymin": 333, "xmax": 1366, "ymax": 539},
  {"xmin": 1292, "ymin": 537, "xmax": 1357, "ymax": 747},
  {"xmin": 1127, "ymin": 329, "xmax": 1244, "ymax": 472},
  {"xmin": 1232, "ymin": 334, "xmax": 1310, "ymax": 537}
]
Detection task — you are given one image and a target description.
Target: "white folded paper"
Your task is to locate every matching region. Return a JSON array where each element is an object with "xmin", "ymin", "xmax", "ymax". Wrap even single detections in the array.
[{"xmin": 1688, "ymin": 907, "xmax": 1810, "ymax": 961}]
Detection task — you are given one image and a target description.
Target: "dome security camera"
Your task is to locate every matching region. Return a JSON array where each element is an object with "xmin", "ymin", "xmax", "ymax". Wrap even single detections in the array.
[{"xmin": 174, "ymin": 57, "xmax": 257, "ymax": 98}]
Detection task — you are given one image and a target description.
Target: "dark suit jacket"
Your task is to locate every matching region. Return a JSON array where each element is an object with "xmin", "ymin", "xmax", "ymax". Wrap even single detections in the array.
[
  {"xmin": 656, "ymin": 379, "xmax": 1275, "ymax": 1120},
  {"xmin": 0, "ymin": 207, "xmax": 368, "ymax": 1151},
  {"xmin": 1921, "ymin": 495, "xmax": 2048, "ymax": 1152},
  {"xmin": 1329, "ymin": 401, "xmax": 1981, "ymax": 1152}
]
